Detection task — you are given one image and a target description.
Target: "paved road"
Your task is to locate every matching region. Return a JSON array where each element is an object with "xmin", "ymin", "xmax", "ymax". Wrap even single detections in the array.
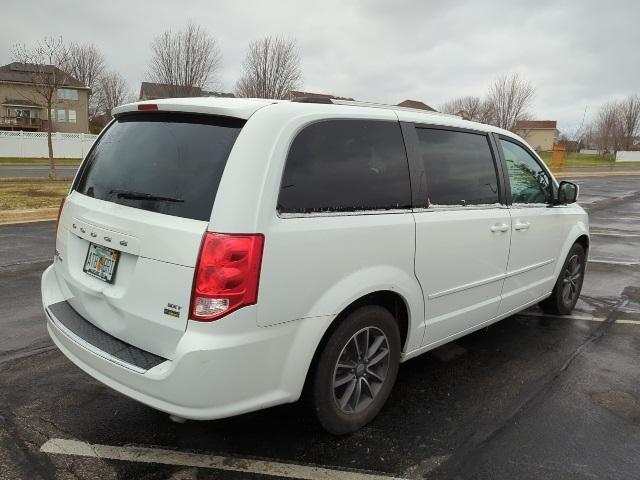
[
  {"xmin": 1, "ymin": 175, "xmax": 639, "ymax": 479},
  {"xmin": 0, "ymin": 164, "xmax": 78, "ymax": 178}
]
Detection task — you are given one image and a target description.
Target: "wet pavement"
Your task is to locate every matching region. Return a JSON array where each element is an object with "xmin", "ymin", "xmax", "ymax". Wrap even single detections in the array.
[{"xmin": 1, "ymin": 175, "xmax": 639, "ymax": 479}]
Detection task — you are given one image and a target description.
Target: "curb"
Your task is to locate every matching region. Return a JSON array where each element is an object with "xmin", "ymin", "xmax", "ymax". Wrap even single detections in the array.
[
  {"xmin": 554, "ymin": 171, "xmax": 640, "ymax": 178},
  {"xmin": 0, "ymin": 177, "xmax": 73, "ymax": 182},
  {"xmin": 0, "ymin": 208, "xmax": 58, "ymax": 225}
]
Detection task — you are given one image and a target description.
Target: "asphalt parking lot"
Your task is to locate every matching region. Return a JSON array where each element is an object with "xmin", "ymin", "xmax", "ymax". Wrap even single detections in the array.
[{"xmin": 1, "ymin": 175, "xmax": 639, "ymax": 480}]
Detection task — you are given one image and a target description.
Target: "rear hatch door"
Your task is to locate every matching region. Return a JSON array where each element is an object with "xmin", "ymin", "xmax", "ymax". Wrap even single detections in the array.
[{"xmin": 54, "ymin": 112, "xmax": 245, "ymax": 359}]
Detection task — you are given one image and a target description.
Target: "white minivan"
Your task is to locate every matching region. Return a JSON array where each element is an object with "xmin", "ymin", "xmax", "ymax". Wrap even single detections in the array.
[{"xmin": 42, "ymin": 97, "xmax": 588, "ymax": 434}]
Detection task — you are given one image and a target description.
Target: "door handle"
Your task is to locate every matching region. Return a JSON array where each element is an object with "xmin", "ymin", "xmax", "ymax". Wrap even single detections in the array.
[
  {"xmin": 490, "ymin": 223, "xmax": 510, "ymax": 233},
  {"xmin": 514, "ymin": 221, "xmax": 531, "ymax": 231}
]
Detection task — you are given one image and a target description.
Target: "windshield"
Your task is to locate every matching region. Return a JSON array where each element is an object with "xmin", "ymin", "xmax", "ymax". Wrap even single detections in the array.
[{"xmin": 74, "ymin": 112, "xmax": 245, "ymax": 221}]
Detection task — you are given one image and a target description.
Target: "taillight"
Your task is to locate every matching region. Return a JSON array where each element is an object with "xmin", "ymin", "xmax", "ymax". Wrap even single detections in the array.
[
  {"xmin": 190, "ymin": 232, "xmax": 265, "ymax": 321},
  {"xmin": 55, "ymin": 196, "xmax": 66, "ymax": 235}
]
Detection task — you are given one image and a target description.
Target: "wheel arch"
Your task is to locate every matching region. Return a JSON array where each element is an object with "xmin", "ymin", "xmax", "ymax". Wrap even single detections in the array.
[
  {"xmin": 575, "ymin": 233, "xmax": 590, "ymax": 256},
  {"xmin": 300, "ymin": 289, "xmax": 412, "ymax": 398},
  {"xmin": 552, "ymin": 222, "xmax": 590, "ymax": 281}
]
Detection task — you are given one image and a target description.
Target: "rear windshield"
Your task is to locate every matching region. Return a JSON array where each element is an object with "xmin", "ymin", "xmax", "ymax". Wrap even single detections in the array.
[{"xmin": 74, "ymin": 113, "xmax": 244, "ymax": 221}]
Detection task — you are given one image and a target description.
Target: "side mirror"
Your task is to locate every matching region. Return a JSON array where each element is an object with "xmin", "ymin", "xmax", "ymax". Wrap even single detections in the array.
[{"xmin": 557, "ymin": 181, "xmax": 578, "ymax": 204}]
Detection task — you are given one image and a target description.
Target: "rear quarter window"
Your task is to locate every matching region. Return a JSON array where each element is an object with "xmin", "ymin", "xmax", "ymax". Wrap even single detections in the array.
[
  {"xmin": 74, "ymin": 113, "xmax": 244, "ymax": 221},
  {"xmin": 277, "ymin": 119, "xmax": 412, "ymax": 214},
  {"xmin": 415, "ymin": 128, "xmax": 500, "ymax": 207}
]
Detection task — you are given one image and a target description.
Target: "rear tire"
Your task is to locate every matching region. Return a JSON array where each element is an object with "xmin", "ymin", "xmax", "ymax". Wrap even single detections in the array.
[
  {"xmin": 311, "ymin": 305, "xmax": 401, "ymax": 435},
  {"xmin": 539, "ymin": 243, "xmax": 586, "ymax": 315}
]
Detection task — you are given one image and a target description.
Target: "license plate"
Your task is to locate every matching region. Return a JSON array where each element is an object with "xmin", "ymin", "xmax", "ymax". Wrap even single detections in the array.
[{"xmin": 83, "ymin": 243, "xmax": 120, "ymax": 283}]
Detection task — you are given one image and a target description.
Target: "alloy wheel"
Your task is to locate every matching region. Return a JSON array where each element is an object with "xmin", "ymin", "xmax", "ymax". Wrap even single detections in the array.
[
  {"xmin": 332, "ymin": 326, "xmax": 390, "ymax": 414},
  {"xmin": 561, "ymin": 254, "xmax": 582, "ymax": 305}
]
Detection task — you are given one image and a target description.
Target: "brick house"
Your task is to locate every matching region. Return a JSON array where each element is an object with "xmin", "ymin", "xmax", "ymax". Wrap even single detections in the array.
[{"xmin": 0, "ymin": 62, "xmax": 90, "ymax": 133}]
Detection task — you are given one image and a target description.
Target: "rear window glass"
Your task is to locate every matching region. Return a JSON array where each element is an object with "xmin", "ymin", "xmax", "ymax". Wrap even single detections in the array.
[
  {"xmin": 416, "ymin": 128, "xmax": 499, "ymax": 206},
  {"xmin": 75, "ymin": 113, "xmax": 244, "ymax": 221},
  {"xmin": 278, "ymin": 119, "xmax": 411, "ymax": 214}
]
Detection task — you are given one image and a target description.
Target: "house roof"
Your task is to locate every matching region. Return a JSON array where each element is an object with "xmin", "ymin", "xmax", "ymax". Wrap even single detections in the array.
[
  {"xmin": 396, "ymin": 99, "xmax": 436, "ymax": 111},
  {"xmin": 514, "ymin": 120, "xmax": 557, "ymax": 130},
  {"xmin": 204, "ymin": 91, "xmax": 235, "ymax": 98},
  {"xmin": 289, "ymin": 90, "xmax": 355, "ymax": 101},
  {"xmin": 0, "ymin": 62, "xmax": 85, "ymax": 88},
  {"xmin": 139, "ymin": 82, "xmax": 204, "ymax": 99},
  {"xmin": 1, "ymin": 98, "xmax": 43, "ymax": 108},
  {"xmin": 139, "ymin": 82, "xmax": 236, "ymax": 100}
]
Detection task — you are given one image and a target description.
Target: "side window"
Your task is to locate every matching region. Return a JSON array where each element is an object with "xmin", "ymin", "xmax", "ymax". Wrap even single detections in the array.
[
  {"xmin": 500, "ymin": 139, "xmax": 551, "ymax": 204},
  {"xmin": 415, "ymin": 128, "xmax": 499, "ymax": 206},
  {"xmin": 278, "ymin": 120, "xmax": 411, "ymax": 214}
]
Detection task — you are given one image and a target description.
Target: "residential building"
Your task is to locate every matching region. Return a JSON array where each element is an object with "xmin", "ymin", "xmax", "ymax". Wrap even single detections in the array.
[
  {"xmin": 514, "ymin": 120, "xmax": 559, "ymax": 151},
  {"xmin": 396, "ymin": 99, "xmax": 436, "ymax": 111},
  {"xmin": 139, "ymin": 82, "xmax": 235, "ymax": 100},
  {"xmin": 0, "ymin": 62, "xmax": 90, "ymax": 133}
]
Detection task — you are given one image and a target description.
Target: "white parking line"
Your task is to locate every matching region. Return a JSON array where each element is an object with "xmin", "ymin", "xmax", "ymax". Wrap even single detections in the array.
[
  {"xmin": 617, "ymin": 319, "xmax": 640, "ymax": 325},
  {"xmin": 520, "ymin": 311, "xmax": 640, "ymax": 325},
  {"xmin": 588, "ymin": 258, "xmax": 639, "ymax": 266},
  {"xmin": 590, "ymin": 232, "xmax": 640, "ymax": 238},
  {"xmin": 521, "ymin": 311, "xmax": 607, "ymax": 322},
  {"xmin": 41, "ymin": 438, "xmax": 409, "ymax": 480}
]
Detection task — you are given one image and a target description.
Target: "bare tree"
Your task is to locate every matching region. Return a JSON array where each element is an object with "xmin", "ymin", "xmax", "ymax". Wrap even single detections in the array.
[
  {"xmin": 486, "ymin": 73, "xmax": 535, "ymax": 131},
  {"xmin": 559, "ymin": 105, "xmax": 590, "ymax": 147},
  {"xmin": 619, "ymin": 94, "xmax": 640, "ymax": 150},
  {"xmin": 476, "ymin": 99, "xmax": 496, "ymax": 125},
  {"xmin": 594, "ymin": 101, "xmax": 624, "ymax": 155},
  {"xmin": 235, "ymin": 36, "xmax": 302, "ymax": 99},
  {"xmin": 439, "ymin": 95, "xmax": 498, "ymax": 124},
  {"xmin": 440, "ymin": 96, "xmax": 482, "ymax": 120},
  {"xmin": 60, "ymin": 42, "xmax": 105, "ymax": 118},
  {"xmin": 148, "ymin": 22, "xmax": 222, "ymax": 96},
  {"xmin": 96, "ymin": 71, "xmax": 133, "ymax": 121},
  {"xmin": 12, "ymin": 37, "xmax": 71, "ymax": 179}
]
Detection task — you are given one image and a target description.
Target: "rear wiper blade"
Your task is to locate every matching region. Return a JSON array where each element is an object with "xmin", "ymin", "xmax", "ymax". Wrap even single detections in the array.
[{"xmin": 109, "ymin": 189, "xmax": 184, "ymax": 203}]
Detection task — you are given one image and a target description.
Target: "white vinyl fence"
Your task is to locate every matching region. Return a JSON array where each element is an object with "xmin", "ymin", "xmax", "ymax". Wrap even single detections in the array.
[
  {"xmin": 616, "ymin": 151, "xmax": 640, "ymax": 162},
  {"xmin": 0, "ymin": 131, "xmax": 98, "ymax": 159}
]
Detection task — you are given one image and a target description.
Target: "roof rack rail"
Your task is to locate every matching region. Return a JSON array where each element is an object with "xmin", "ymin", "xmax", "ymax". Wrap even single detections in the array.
[
  {"xmin": 290, "ymin": 97, "xmax": 460, "ymax": 119},
  {"xmin": 331, "ymin": 99, "xmax": 461, "ymax": 118}
]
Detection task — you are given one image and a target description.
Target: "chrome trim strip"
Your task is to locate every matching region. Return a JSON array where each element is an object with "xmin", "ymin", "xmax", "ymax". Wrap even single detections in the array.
[
  {"xmin": 413, "ymin": 204, "xmax": 508, "ymax": 213},
  {"xmin": 277, "ymin": 208, "xmax": 412, "ymax": 219},
  {"xmin": 504, "ymin": 258, "xmax": 555, "ymax": 279},
  {"xmin": 427, "ymin": 258, "xmax": 556, "ymax": 300},
  {"xmin": 428, "ymin": 273, "xmax": 504, "ymax": 300}
]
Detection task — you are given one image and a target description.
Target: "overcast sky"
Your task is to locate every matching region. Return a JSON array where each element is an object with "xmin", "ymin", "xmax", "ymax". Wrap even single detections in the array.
[{"xmin": 2, "ymin": 0, "xmax": 638, "ymax": 132}]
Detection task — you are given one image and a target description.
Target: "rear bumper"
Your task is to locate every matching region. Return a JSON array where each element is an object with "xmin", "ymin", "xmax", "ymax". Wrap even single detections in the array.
[{"xmin": 42, "ymin": 265, "xmax": 332, "ymax": 420}]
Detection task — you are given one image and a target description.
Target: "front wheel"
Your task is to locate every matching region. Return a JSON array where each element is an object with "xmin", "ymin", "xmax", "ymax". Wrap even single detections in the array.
[
  {"xmin": 311, "ymin": 305, "xmax": 401, "ymax": 435},
  {"xmin": 539, "ymin": 243, "xmax": 586, "ymax": 315}
]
